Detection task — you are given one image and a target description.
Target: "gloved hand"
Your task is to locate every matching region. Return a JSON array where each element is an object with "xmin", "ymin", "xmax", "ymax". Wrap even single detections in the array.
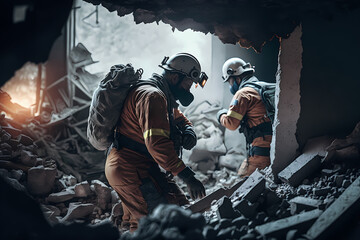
[
  {"xmin": 178, "ymin": 167, "xmax": 206, "ymax": 200},
  {"xmin": 182, "ymin": 125, "xmax": 197, "ymax": 150},
  {"xmin": 216, "ymin": 108, "xmax": 228, "ymax": 123}
]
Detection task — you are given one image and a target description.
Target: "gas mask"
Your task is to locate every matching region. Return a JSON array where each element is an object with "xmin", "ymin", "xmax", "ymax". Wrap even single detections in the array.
[
  {"xmin": 229, "ymin": 80, "xmax": 240, "ymax": 95},
  {"xmin": 169, "ymin": 75, "xmax": 194, "ymax": 106}
]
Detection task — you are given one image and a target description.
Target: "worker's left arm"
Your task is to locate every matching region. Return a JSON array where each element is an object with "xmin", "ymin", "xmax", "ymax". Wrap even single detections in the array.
[{"xmin": 218, "ymin": 90, "xmax": 250, "ymax": 130}]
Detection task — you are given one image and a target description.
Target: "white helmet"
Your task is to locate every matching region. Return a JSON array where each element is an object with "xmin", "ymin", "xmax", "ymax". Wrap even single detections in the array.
[
  {"xmin": 159, "ymin": 53, "xmax": 208, "ymax": 88},
  {"xmin": 222, "ymin": 57, "xmax": 255, "ymax": 82}
]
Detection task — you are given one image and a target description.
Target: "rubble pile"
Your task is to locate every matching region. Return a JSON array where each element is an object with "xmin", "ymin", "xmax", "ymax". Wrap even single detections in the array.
[
  {"xmin": 121, "ymin": 164, "xmax": 359, "ymax": 240},
  {"xmin": 0, "ymin": 112, "xmax": 124, "ymax": 231},
  {"xmin": 0, "ymin": 111, "xmax": 243, "ymax": 237},
  {"xmin": 122, "ymin": 122, "xmax": 360, "ymax": 240}
]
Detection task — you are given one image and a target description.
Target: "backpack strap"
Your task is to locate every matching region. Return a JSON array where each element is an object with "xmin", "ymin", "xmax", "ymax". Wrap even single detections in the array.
[
  {"xmin": 249, "ymin": 146, "xmax": 270, "ymax": 157},
  {"xmin": 239, "ymin": 120, "xmax": 272, "ymax": 144},
  {"xmin": 112, "ymin": 78, "xmax": 181, "ymax": 158},
  {"xmin": 113, "ymin": 132, "xmax": 153, "ymax": 159}
]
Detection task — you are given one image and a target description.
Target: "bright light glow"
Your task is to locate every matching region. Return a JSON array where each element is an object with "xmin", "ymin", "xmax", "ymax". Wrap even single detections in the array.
[{"xmin": 1, "ymin": 62, "xmax": 38, "ymax": 108}]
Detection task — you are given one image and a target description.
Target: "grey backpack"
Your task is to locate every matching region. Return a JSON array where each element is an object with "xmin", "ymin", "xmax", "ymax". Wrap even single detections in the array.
[
  {"xmin": 87, "ymin": 64, "xmax": 143, "ymax": 150},
  {"xmin": 242, "ymin": 80, "xmax": 276, "ymax": 123}
]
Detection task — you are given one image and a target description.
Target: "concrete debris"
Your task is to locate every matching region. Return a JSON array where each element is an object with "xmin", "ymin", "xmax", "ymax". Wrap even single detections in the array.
[
  {"xmin": 111, "ymin": 189, "xmax": 120, "ymax": 203},
  {"xmin": 92, "ymin": 179, "xmax": 112, "ymax": 210},
  {"xmin": 121, "ymin": 204, "xmax": 206, "ymax": 240},
  {"xmin": 111, "ymin": 202, "xmax": 123, "ymax": 218},
  {"xmin": 231, "ymin": 169, "xmax": 266, "ymax": 203},
  {"xmin": 289, "ymin": 196, "xmax": 323, "ymax": 215},
  {"xmin": 278, "ymin": 153, "xmax": 322, "ymax": 187},
  {"xmin": 20, "ymin": 150, "xmax": 37, "ymax": 166},
  {"xmin": 187, "ymin": 178, "xmax": 246, "ymax": 213},
  {"xmin": 255, "ymin": 209, "xmax": 323, "ymax": 238},
  {"xmin": 74, "ymin": 181, "xmax": 92, "ymax": 198},
  {"xmin": 3, "ymin": 176, "xmax": 27, "ymax": 193},
  {"xmin": 17, "ymin": 134, "xmax": 34, "ymax": 146},
  {"xmin": 278, "ymin": 136, "xmax": 333, "ymax": 187},
  {"xmin": 41, "ymin": 204, "xmax": 61, "ymax": 224},
  {"xmin": 10, "ymin": 169, "xmax": 24, "ymax": 181},
  {"xmin": 27, "ymin": 165, "xmax": 57, "ymax": 195},
  {"xmin": 46, "ymin": 188, "xmax": 76, "ymax": 203},
  {"xmin": 216, "ymin": 196, "xmax": 241, "ymax": 220},
  {"xmin": 233, "ymin": 198, "xmax": 258, "ymax": 219},
  {"xmin": 306, "ymin": 176, "xmax": 360, "ymax": 240},
  {"xmin": 61, "ymin": 174, "xmax": 78, "ymax": 187},
  {"xmin": 61, "ymin": 202, "xmax": 95, "ymax": 222}
]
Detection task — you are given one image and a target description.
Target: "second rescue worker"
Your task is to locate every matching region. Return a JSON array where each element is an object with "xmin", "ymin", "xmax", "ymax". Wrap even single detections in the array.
[{"xmin": 217, "ymin": 57, "xmax": 272, "ymax": 177}]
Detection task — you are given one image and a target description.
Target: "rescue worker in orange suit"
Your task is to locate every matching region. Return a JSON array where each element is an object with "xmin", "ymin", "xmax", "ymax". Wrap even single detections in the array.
[
  {"xmin": 105, "ymin": 53, "xmax": 207, "ymax": 231},
  {"xmin": 217, "ymin": 57, "xmax": 272, "ymax": 177}
]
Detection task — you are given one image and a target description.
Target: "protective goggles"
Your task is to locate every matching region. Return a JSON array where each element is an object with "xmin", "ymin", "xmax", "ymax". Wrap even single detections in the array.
[{"xmin": 194, "ymin": 72, "xmax": 208, "ymax": 88}]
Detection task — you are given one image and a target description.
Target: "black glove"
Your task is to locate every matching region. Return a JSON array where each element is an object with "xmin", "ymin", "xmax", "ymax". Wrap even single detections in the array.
[
  {"xmin": 172, "ymin": 131, "xmax": 183, "ymax": 155},
  {"xmin": 178, "ymin": 167, "xmax": 206, "ymax": 200},
  {"xmin": 181, "ymin": 125, "xmax": 197, "ymax": 150},
  {"xmin": 216, "ymin": 108, "xmax": 228, "ymax": 123}
]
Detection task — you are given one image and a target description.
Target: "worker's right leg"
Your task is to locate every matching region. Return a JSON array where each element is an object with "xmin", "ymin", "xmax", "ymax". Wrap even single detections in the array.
[{"xmin": 110, "ymin": 184, "xmax": 148, "ymax": 231}]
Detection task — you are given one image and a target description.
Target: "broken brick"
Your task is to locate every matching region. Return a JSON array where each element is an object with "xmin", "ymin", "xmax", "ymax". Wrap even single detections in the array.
[
  {"xmin": 217, "ymin": 226, "xmax": 236, "ymax": 239},
  {"xmin": 313, "ymin": 187, "xmax": 331, "ymax": 197},
  {"xmin": 216, "ymin": 196, "xmax": 241, "ymax": 220},
  {"xmin": 202, "ymin": 226, "xmax": 216, "ymax": 240},
  {"xmin": 231, "ymin": 216, "xmax": 248, "ymax": 228},
  {"xmin": 233, "ymin": 199, "xmax": 258, "ymax": 219},
  {"xmin": 17, "ymin": 134, "xmax": 33, "ymax": 146},
  {"xmin": 335, "ymin": 175, "xmax": 345, "ymax": 187},
  {"xmin": 289, "ymin": 196, "xmax": 323, "ymax": 215}
]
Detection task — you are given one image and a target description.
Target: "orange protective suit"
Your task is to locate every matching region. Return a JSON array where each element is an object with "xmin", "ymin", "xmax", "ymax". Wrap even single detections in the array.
[
  {"xmin": 220, "ymin": 86, "xmax": 272, "ymax": 177},
  {"xmin": 105, "ymin": 75, "xmax": 190, "ymax": 231}
]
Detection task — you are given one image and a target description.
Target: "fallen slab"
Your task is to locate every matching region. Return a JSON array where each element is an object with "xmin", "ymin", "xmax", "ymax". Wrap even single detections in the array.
[
  {"xmin": 278, "ymin": 136, "xmax": 333, "ymax": 187},
  {"xmin": 306, "ymin": 176, "xmax": 360, "ymax": 240},
  {"xmin": 230, "ymin": 169, "xmax": 265, "ymax": 203},
  {"xmin": 255, "ymin": 209, "xmax": 323, "ymax": 238},
  {"xmin": 187, "ymin": 178, "xmax": 246, "ymax": 213},
  {"xmin": 278, "ymin": 153, "xmax": 321, "ymax": 187}
]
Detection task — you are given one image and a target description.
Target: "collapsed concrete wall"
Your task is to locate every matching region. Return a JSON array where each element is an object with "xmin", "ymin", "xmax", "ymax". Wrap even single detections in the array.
[{"xmin": 271, "ymin": 26, "xmax": 303, "ymax": 178}]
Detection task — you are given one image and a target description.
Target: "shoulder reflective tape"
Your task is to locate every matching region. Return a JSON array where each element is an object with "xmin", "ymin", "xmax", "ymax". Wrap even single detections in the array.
[
  {"xmin": 227, "ymin": 110, "xmax": 243, "ymax": 121},
  {"xmin": 143, "ymin": 128, "xmax": 170, "ymax": 139}
]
